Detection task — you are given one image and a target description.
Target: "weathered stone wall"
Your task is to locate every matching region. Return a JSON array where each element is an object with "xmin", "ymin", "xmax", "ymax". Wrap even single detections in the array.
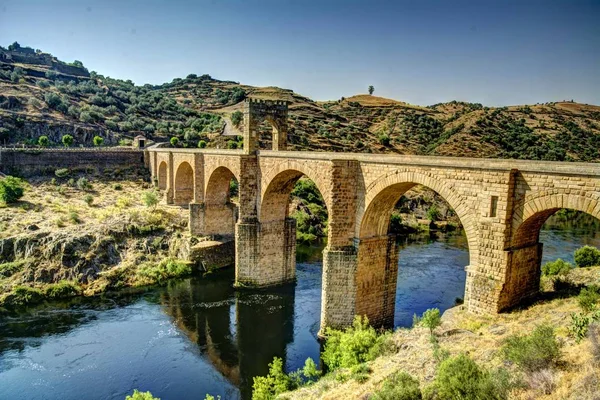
[
  {"xmin": 189, "ymin": 239, "xmax": 235, "ymax": 272},
  {"xmin": 0, "ymin": 148, "xmax": 144, "ymax": 177}
]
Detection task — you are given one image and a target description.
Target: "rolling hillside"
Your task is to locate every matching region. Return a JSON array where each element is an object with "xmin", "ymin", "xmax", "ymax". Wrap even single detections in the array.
[{"xmin": 1, "ymin": 43, "xmax": 599, "ymax": 162}]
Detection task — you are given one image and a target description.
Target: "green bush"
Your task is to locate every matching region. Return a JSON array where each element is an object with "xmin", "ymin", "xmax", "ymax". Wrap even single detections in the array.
[
  {"xmin": 76, "ymin": 177, "xmax": 92, "ymax": 191},
  {"xmin": 125, "ymin": 390, "xmax": 160, "ymax": 400},
  {"xmin": 425, "ymin": 354, "xmax": 512, "ymax": 400},
  {"xmin": 142, "ymin": 190, "xmax": 159, "ymax": 209},
  {"xmin": 378, "ymin": 133, "xmax": 390, "ymax": 146},
  {"xmin": 569, "ymin": 310, "xmax": 600, "ymax": 342},
  {"xmin": 322, "ymin": 316, "xmax": 392, "ymax": 371},
  {"xmin": 69, "ymin": 210, "xmax": 81, "ymax": 224},
  {"xmin": 113, "ymin": 183, "xmax": 123, "ymax": 190},
  {"xmin": 38, "ymin": 135, "xmax": 50, "ymax": 147},
  {"xmin": 371, "ymin": 371, "xmax": 422, "ymax": 400},
  {"xmin": 136, "ymin": 258, "xmax": 192, "ymax": 285},
  {"xmin": 55, "ymin": 168, "xmax": 69, "ymax": 178},
  {"xmin": 44, "ymin": 281, "xmax": 82, "ymax": 299},
  {"xmin": 93, "ymin": 135, "xmax": 104, "ymax": 146},
  {"xmin": 0, "ymin": 259, "xmax": 27, "ymax": 278},
  {"xmin": 502, "ymin": 324, "xmax": 561, "ymax": 372},
  {"xmin": 427, "ymin": 205, "xmax": 441, "ymax": 222},
  {"xmin": 0, "ymin": 176, "xmax": 25, "ymax": 204},
  {"xmin": 231, "ymin": 111, "xmax": 243, "ymax": 127},
  {"xmin": 574, "ymin": 246, "xmax": 600, "ymax": 267},
  {"xmin": 578, "ymin": 285, "xmax": 600, "ymax": 313},
  {"xmin": 198, "ymin": 140, "xmax": 207, "ymax": 148},
  {"xmin": 61, "ymin": 134, "xmax": 74, "ymax": 147},
  {"xmin": 541, "ymin": 258, "xmax": 572, "ymax": 276},
  {"xmin": 415, "ymin": 308, "xmax": 442, "ymax": 335},
  {"xmin": 83, "ymin": 194, "xmax": 94, "ymax": 206},
  {"xmin": 252, "ymin": 357, "xmax": 292, "ymax": 400},
  {"xmin": 1, "ymin": 286, "xmax": 43, "ymax": 307},
  {"xmin": 170, "ymin": 137, "xmax": 179, "ymax": 147}
]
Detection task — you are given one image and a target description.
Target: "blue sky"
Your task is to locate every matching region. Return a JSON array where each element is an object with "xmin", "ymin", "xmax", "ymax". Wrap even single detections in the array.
[{"xmin": 1, "ymin": 0, "xmax": 599, "ymax": 106}]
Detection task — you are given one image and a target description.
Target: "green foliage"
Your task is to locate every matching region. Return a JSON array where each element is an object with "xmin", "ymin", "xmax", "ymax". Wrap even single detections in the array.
[
  {"xmin": 93, "ymin": 135, "xmax": 104, "ymax": 146},
  {"xmin": 0, "ymin": 259, "xmax": 27, "ymax": 278},
  {"xmin": 0, "ymin": 176, "xmax": 25, "ymax": 204},
  {"xmin": 38, "ymin": 135, "xmax": 50, "ymax": 147},
  {"xmin": 203, "ymin": 395, "xmax": 221, "ymax": 400},
  {"xmin": 61, "ymin": 134, "xmax": 74, "ymax": 147},
  {"xmin": 418, "ymin": 308, "xmax": 442, "ymax": 335},
  {"xmin": 231, "ymin": 110, "xmax": 243, "ymax": 127},
  {"xmin": 83, "ymin": 194, "xmax": 94, "ymax": 206},
  {"xmin": 226, "ymin": 140, "xmax": 238, "ymax": 149},
  {"xmin": 426, "ymin": 205, "xmax": 441, "ymax": 222},
  {"xmin": 229, "ymin": 179, "xmax": 239, "ymax": 198},
  {"xmin": 44, "ymin": 281, "xmax": 82, "ymax": 299},
  {"xmin": 322, "ymin": 316, "xmax": 392, "ymax": 371},
  {"xmin": 198, "ymin": 140, "xmax": 207, "ymax": 148},
  {"xmin": 368, "ymin": 85, "xmax": 375, "ymax": 95},
  {"xmin": 142, "ymin": 190, "xmax": 160, "ymax": 209},
  {"xmin": 1, "ymin": 286, "xmax": 43, "ymax": 307},
  {"xmin": 426, "ymin": 354, "xmax": 512, "ymax": 400},
  {"xmin": 541, "ymin": 258, "xmax": 572, "ymax": 276},
  {"xmin": 125, "ymin": 390, "xmax": 160, "ymax": 400},
  {"xmin": 55, "ymin": 168, "xmax": 69, "ymax": 178},
  {"xmin": 252, "ymin": 357, "xmax": 293, "ymax": 400},
  {"xmin": 578, "ymin": 285, "xmax": 600, "ymax": 313},
  {"xmin": 76, "ymin": 177, "xmax": 92, "ymax": 191},
  {"xmin": 378, "ymin": 133, "xmax": 390, "ymax": 146},
  {"xmin": 69, "ymin": 210, "xmax": 81, "ymax": 224},
  {"xmin": 574, "ymin": 245, "xmax": 600, "ymax": 267},
  {"xmin": 502, "ymin": 324, "xmax": 561, "ymax": 372},
  {"xmin": 371, "ymin": 371, "xmax": 422, "ymax": 400},
  {"xmin": 44, "ymin": 92, "xmax": 62, "ymax": 108},
  {"xmin": 350, "ymin": 363, "xmax": 372, "ymax": 383},
  {"xmin": 170, "ymin": 137, "xmax": 179, "ymax": 147},
  {"xmin": 569, "ymin": 310, "xmax": 600, "ymax": 342},
  {"xmin": 113, "ymin": 183, "xmax": 123, "ymax": 191},
  {"xmin": 136, "ymin": 258, "xmax": 192, "ymax": 285}
]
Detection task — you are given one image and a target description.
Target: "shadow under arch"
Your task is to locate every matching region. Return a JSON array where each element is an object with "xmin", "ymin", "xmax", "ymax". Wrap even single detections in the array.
[
  {"xmin": 174, "ymin": 161, "xmax": 194, "ymax": 206},
  {"xmin": 354, "ymin": 170, "xmax": 476, "ymax": 327},
  {"xmin": 204, "ymin": 166, "xmax": 239, "ymax": 236},
  {"xmin": 499, "ymin": 192, "xmax": 600, "ymax": 310},
  {"xmin": 257, "ymin": 165, "xmax": 330, "ymax": 286},
  {"xmin": 157, "ymin": 161, "xmax": 167, "ymax": 190}
]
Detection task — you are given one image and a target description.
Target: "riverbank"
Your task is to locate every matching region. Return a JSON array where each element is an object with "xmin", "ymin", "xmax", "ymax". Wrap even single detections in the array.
[
  {"xmin": 0, "ymin": 171, "xmax": 196, "ymax": 309},
  {"xmin": 280, "ymin": 266, "xmax": 600, "ymax": 400}
]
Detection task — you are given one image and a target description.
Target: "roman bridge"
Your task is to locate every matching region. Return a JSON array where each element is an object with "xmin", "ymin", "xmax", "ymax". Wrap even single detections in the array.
[{"xmin": 144, "ymin": 99, "xmax": 600, "ymax": 334}]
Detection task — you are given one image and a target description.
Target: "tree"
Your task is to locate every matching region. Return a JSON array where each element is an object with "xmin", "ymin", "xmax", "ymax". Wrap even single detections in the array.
[
  {"xmin": 44, "ymin": 92, "xmax": 62, "ymax": 108},
  {"xmin": 61, "ymin": 134, "xmax": 74, "ymax": 147},
  {"xmin": 170, "ymin": 137, "xmax": 179, "ymax": 147},
  {"xmin": 71, "ymin": 60, "xmax": 84, "ymax": 68},
  {"xmin": 93, "ymin": 136, "xmax": 104, "ymax": 146},
  {"xmin": 231, "ymin": 111, "xmax": 243, "ymax": 127},
  {"xmin": 0, "ymin": 176, "xmax": 25, "ymax": 204},
  {"xmin": 368, "ymin": 85, "xmax": 375, "ymax": 95},
  {"xmin": 38, "ymin": 136, "xmax": 50, "ymax": 147},
  {"xmin": 8, "ymin": 41, "xmax": 20, "ymax": 51},
  {"xmin": 198, "ymin": 140, "xmax": 207, "ymax": 148},
  {"xmin": 142, "ymin": 190, "xmax": 159, "ymax": 210}
]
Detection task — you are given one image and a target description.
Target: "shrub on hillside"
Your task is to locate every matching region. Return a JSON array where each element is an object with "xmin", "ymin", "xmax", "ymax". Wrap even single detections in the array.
[
  {"xmin": 76, "ymin": 177, "xmax": 92, "ymax": 191},
  {"xmin": 231, "ymin": 111, "xmax": 243, "ymax": 127},
  {"xmin": 371, "ymin": 371, "xmax": 422, "ymax": 400},
  {"xmin": 541, "ymin": 259, "xmax": 572, "ymax": 276},
  {"xmin": 413, "ymin": 308, "xmax": 442, "ymax": 335},
  {"xmin": 136, "ymin": 258, "xmax": 192, "ymax": 285},
  {"xmin": 578, "ymin": 285, "xmax": 600, "ymax": 313},
  {"xmin": 142, "ymin": 190, "xmax": 159, "ymax": 209},
  {"xmin": 170, "ymin": 137, "xmax": 179, "ymax": 147},
  {"xmin": 424, "ymin": 354, "xmax": 512, "ymax": 400},
  {"xmin": 38, "ymin": 135, "xmax": 50, "ymax": 147},
  {"xmin": 54, "ymin": 168, "xmax": 69, "ymax": 178},
  {"xmin": 198, "ymin": 140, "xmax": 207, "ymax": 148},
  {"xmin": 61, "ymin": 134, "xmax": 74, "ymax": 147},
  {"xmin": 252, "ymin": 357, "xmax": 320, "ymax": 400},
  {"xmin": 125, "ymin": 390, "xmax": 159, "ymax": 400},
  {"xmin": 0, "ymin": 176, "xmax": 25, "ymax": 204},
  {"xmin": 83, "ymin": 194, "xmax": 94, "ymax": 206},
  {"xmin": 44, "ymin": 281, "xmax": 82, "ymax": 299},
  {"xmin": 44, "ymin": 92, "xmax": 62, "ymax": 108},
  {"xmin": 322, "ymin": 316, "xmax": 393, "ymax": 371},
  {"xmin": 502, "ymin": 324, "xmax": 561, "ymax": 372},
  {"xmin": 93, "ymin": 135, "xmax": 104, "ymax": 146},
  {"xmin": 574, "ymin": 246, "xmax": 600, "ymax": 267}
]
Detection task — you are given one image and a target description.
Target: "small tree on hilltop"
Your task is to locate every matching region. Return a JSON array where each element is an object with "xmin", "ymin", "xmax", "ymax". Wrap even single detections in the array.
[
  {"xmin": 38, "ymin": 135, "xmax": 50, "ymax": 147},
  {"xmin": 93, "ymin": 135, "xmax": 104, "ymax": 146},
  {"xmin": 368, "ymin": 85, "xmax": 375, "ymax": 95},
  {"xmin": 61, "ymin": 134, "xmax": 74, "ymax": 147}
]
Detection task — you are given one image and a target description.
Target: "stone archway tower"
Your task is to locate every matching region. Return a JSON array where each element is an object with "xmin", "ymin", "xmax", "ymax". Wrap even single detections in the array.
[{"xmin": 243, "ymin": 98, "xmax": 289, "ymax": 154}]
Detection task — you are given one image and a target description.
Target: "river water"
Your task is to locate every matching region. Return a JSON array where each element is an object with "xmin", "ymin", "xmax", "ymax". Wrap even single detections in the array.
[{"xmin": 1, "ymin": 214, "xmax": 599, "ymax": 400}]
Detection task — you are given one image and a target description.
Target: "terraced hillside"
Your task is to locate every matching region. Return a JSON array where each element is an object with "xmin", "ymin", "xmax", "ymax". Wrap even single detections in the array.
[{"xmin": 1, "ymin": 43, "xmax": 599, "ymax": 161}]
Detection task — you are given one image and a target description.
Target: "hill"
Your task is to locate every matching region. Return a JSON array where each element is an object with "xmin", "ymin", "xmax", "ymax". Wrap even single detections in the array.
[{"xmin": 1, "ymin": 42, "xmax": 599, "ymax": 162}]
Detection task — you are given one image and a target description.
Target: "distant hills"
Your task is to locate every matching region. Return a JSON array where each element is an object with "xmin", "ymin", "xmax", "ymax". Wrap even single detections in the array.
[{"xmin": 1, "ymin": 42, "xmax": 599, "ymax": 162}]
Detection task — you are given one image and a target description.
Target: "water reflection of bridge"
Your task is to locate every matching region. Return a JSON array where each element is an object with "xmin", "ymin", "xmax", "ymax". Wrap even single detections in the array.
[{"xmin": 160, "ymin": 274, "xmax": 294, "ymax": 399}]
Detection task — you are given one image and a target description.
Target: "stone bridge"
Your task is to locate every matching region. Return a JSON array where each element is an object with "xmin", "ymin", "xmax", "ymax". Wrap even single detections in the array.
[{"xmin": 145, "ymin": 99, "xmax": 600, "ymax": 334}]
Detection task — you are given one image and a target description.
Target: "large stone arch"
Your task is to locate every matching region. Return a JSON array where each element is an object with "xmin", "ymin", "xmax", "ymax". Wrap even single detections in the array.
[
  {"xmin": 357, "ymin": 170, "xmax": 477, "ymax": 260},
  {"xmin": 243, "ymin": 99, "xmax": 288, "ymax": 153},
  {"xmin": 499, "ymin": 191, "xmax": 600, "ymax": 310},
  {"xmin": 203, "ymin": 166, "xmax": 239, "ymax": 236},
  {"xmin": 174, "ymin": 161, "xmax": 194, "ymax": 206},
  {"xmin": 354, "ymin": 169, "xmax": 477, "ymax": 327},
  {"xmin": 158, "ymin": 161, "xmax": 167, "ymax": 190}
]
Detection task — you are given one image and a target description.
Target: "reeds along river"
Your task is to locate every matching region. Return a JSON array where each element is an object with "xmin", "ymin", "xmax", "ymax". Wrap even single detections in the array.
[{"xmin": 1, "ymin": 213, "xmax": 599, "ymax": 400}]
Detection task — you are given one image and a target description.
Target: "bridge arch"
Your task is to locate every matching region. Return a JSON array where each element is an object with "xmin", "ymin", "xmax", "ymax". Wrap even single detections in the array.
[
  {"xmin": 499, "ymin": 191, "xmax": 600, "ymax": 310},
  {"xmin": 157, "ymin": 161, "xmax": 167, "ymax": 190},
  {"xmin": 354, "ymin": 170, "xmax": 477, "ymax": 327},
  {"xmin": 203, "ymin": 166, "xmax": 239, "ymax": 236},
  {"xmin": 174, "ymin": 161, "xmax": 194, "ymax": 206}
]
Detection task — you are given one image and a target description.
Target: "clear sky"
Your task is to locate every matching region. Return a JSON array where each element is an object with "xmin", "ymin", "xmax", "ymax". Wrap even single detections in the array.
[{"xmin": 1, "ymin": 0, "xmax": 599, "ymax": 106}]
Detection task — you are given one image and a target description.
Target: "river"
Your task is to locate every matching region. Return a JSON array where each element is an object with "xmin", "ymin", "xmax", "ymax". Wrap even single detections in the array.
[{"xmin": 1, "ymin": 213, "xmax": 599, "ymax": 400}]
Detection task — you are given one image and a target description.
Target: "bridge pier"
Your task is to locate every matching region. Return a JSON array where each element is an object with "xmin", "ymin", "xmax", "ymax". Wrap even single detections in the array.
[{"xmin": 498, "ymin": 242, "xmax": 543, "ymax": 310}]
